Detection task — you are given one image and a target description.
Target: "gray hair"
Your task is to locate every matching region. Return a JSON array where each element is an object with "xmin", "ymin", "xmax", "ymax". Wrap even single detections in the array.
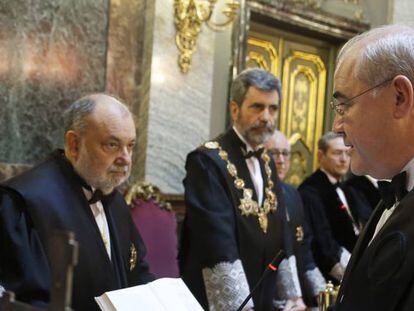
[
  {"xmin": 336, "ymin": 24, "xmax": 414, "ymax": 88},
  {"xmin": 230, "ymin": 68, "xmax": 282, "ymax": 106},
  {"xmin": 318, "ymin": 131, "xmax": 343, "ymax": 153},
  {"xmin": 62, "ymin": 96, "xmax": 96, "ymax": 134}
]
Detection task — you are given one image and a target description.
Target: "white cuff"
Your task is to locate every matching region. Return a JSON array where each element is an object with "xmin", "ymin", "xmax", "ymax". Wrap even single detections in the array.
[
  {"xmin": 329, "ymin": 247, "xmax": 351, "ymax": 281},
  {"xmin": 304, "ymin": 267, "xmax": 326, "ymax": 296},
  {"xmin": 339, "ymin": 247, "xmax": 351, "ymax": 267},
  {"xmin": 276, "ymin": 255, "xmax": 302, "ymax": 299},
  {"xmin": 202, "ymin": 259, "xmax": 253, "ymax": 311}
]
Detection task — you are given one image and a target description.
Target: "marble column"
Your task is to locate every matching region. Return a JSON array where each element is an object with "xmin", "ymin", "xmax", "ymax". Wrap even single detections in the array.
[
  {"xmin": 145, "ymin": 0, "xmax": 217, "ymax": 193},
  {"xmin": 106, "ymin": 0, "xmax": 156, "ymax": 182},
  {"xmin": 389, "ymin": 0, "xmax": 414, "ymax": 26}
]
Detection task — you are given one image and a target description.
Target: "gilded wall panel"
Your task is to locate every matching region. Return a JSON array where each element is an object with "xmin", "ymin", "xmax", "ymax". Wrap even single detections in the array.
[
  {"xmin": 247, "ymin": 26, "xmax": 331, "ymax": 185},
  {"xmin": 281, "ymin": 51, "xmax": 326, "ymax": 173}
]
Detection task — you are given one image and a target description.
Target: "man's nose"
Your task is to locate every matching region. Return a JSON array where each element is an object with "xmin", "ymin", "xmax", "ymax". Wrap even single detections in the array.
[
  {"xmin": 261, "ymin": 107, "xmax": 271, "ymax": 121},
  {"xmin": 116, "ymin": 146, "xmax": 132, "ymax": 165},
  {"xmin": 332, "ymin": 114, "xmax": 343, "ymax": 133}
]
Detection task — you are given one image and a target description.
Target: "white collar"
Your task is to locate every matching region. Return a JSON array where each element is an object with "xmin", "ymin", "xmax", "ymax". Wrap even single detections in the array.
[
  {"xmin": 365, "ymin": 175, "xmax": 379, "ymax": 188},
  {"xmin": 401, "ymin": 157, "xmax": 414, "ymax": 192}
]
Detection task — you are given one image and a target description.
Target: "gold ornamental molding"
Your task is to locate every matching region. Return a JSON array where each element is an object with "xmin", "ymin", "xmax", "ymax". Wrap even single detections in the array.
[
  {"xmin": 174, "ymin": 0, "xmax": 239, "ymax": 73},
  {"xmin": 248, "ymin": 51, "xmax": 270, "ymax": 71},
  {"xmin": 247, "ymin": 37, "xmax": 279, "ymax": 74},
  {"xmin": 280, "ymin": 50, "xmax": 326, "ymax": 170}
]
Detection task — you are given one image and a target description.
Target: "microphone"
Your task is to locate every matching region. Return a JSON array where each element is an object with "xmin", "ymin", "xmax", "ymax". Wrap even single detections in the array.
[{"xmin": 236, "ymin": 250, "xmax": 286, "ymax": 311}]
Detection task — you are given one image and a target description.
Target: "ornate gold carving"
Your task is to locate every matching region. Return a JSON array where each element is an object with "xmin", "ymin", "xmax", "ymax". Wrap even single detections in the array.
[
  {"xmin": 295, "ymin": 225, "xmax": 304, "ymax": 242},
  {"xmin": 174, "ymin": 0, "xmax": 239, "ymax": 73},
  {"xmin": 280, "ymin": 51, "xmax": 326, "ymax": 171},
  {"xmin": 247, "ymin": 51, "xmax": 270, "ymax": 71},
  {"xmin": 125, "ymin": 181, "xmax": 172, "ymax": 211},
  {"xmin": 247, "ymin": 37, "xmax": 279, "ymax": 75},
  {"xmin": 206, "ymin": 141, "xmax": 277, "ymax": 233}
]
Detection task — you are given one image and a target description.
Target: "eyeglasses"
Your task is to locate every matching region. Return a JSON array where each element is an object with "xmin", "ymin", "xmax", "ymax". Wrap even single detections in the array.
[
  {"xmin": 269, "ymin": 148, "xmax": 291, "ymax": 158},
  {"xmin": 330, "ymin": 77, "xmax": 394, "ymax": 116}
]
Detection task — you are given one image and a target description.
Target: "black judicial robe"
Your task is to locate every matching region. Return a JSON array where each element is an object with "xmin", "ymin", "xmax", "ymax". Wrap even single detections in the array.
[
  {"xmin": 179, "ymin": 128, "xmax": 289, "ymax": 311},
  {"xmin": 0, "ymin": 151, "xmax": 154, "ymax": 310},
  {"xmin": 335, "ymin": 188, "xmax": 414, "ymax": 311},
  {"xmin": 345, "ymin": 175, "xmax": 380, "ymax": 211},
  {"xmin": 298, "ymin": 169, "xmax": 371, "ymax": 279},
  {"xmin": 280, "ymin": 182, "xmax": 322, "ymax": 307}
]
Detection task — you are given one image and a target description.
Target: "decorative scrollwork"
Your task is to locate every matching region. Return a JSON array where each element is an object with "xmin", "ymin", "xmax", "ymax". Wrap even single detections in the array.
[
  {"xmin": 174, "ymin": 0, "xmax": 239, "ymax": 73},
  {"xmin": 125, "ymin": 181, "xmax": 172, "ymax": 211}
]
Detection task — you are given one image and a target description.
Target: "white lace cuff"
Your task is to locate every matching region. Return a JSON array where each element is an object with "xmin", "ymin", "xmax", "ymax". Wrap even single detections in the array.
[
  {"xmin": 202, "ymin": 259, "xmax": 253, "ymax": 311},
  {"xmin": 339, "ymin": 247, "xmax": 351, "ymax": 267},
  {"xmin": 304, "ymin": 267, "xmax": 326, "ymax": 296},
  {"xmin": 329, "ymin": 247, "xmax": 351, "ymax": 281},
  {"xmin": 275, "ymin": 255, "xmax": 302, "ymax": 299}
]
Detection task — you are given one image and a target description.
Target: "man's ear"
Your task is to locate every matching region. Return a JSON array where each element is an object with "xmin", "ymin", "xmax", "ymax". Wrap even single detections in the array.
[
  {"xmin": 392, "ymin": 75, "xmax": 413, "ymax": 118},
  {"xmin": 317, "ymin": 149, "xmax": 324, "ymax": 164},
  {"xmin": 65, "ymin": 130, "xmax": 80, "ymax": 161},
  {"xmin": 229, "ymin": 101, "xmax": 240, "ymax": 124}
]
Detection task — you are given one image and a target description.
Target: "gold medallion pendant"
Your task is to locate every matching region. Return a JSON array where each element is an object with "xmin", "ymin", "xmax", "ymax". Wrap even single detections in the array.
[{"xmin": 204, "ymin": 141, "xmax": 278, "ymax": 233}]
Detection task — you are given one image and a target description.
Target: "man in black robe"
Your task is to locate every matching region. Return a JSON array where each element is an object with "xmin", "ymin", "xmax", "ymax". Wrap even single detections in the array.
[
  {"xmin": 331, "ymin": 24, "xmax": 414, "ymax": 311},
  {"xmin": 179, "ymin": 68, "xmax": 300, "ymax": 311},
  {"xmin": 265, "ymin": 130, "xmax": 326, "ymax": 309},
  {"xmin": 345, "ymin": 174, "xmax": 380, "ymax": 211},
  {"xmin": 298, "ymin": 132, "xmax": 371, "ymax": 283},
  {"xmin": 0, "ymin": 94, "xmax": 154, "ymax": 310}
]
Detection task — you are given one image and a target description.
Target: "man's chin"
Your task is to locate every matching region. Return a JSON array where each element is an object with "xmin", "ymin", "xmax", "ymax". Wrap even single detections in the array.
[{"xmin": 246, "ymin": 132, "xmax": 271, "ymax": 146}]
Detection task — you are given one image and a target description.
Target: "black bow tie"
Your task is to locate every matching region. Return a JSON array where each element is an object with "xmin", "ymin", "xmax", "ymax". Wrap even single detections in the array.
[
  {"xmin": 88, "ymin": 189, "xmax": 105, "ymax": 205},
  {"xmin": 378, "ymin": 171, "xmax": 408, "ymax": 209},
  {"xmin": 244, "ymin": 147, "xmax": 264, "ymax": 159}
]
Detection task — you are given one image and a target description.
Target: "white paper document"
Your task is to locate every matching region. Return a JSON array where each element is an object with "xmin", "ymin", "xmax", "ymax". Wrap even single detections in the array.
[{"xmin": 95, "ymin": 278, "xmax": 203, "ymax": 311}]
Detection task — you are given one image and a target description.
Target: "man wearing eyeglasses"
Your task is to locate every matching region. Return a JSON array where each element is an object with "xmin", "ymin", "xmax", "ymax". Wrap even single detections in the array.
[
  {"xmin": 331, "ymin": 25, "xmax": 414, "ymax": 311},
  {"xmin": 298, "ymin": 132, "xmax": 371, "ymax": 285},
  {"xmin": 265, "ymin": 131, "xmax": 326, "ymax": 310}
]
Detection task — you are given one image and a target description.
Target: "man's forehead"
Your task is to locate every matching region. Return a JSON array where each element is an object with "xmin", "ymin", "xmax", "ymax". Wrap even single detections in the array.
[
  {"xmin": 86, "ymin": 113, "xmax": 136, "ymax": 140},
  {"xmin": 327, "ymin": 137, "xmax": 348, "ymax": 150},
  {"xmin": 335, "ymin": 54, "xmax": 358, "ymax": 84}
]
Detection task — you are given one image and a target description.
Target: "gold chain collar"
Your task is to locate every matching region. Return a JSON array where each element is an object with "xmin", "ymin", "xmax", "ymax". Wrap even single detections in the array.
[{"xmin": 204, "ymin": 141, "xmax": 278, "ymax": 233}]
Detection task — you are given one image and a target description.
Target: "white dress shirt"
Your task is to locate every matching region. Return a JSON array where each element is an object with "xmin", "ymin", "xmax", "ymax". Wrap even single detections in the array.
[
  {"xmin": 370, "ymin": 157, "xmax": 414, "ymax": 243},
  {"xmin": 83, "ymin": 188, "xmax": 112, "ymax": 259},
  {"xmin": 321, "ymin": 169, "xmax": 360, "ymax": 235},
  {"xmin": 233, "ymin": 126, "xmax": 264, "ymax": 205}
]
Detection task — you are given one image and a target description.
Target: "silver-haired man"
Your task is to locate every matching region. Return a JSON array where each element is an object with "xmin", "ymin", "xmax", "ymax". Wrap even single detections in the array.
[{"xmin": 332, "ymin": 25, "xmax": 414, "ymax": 310}]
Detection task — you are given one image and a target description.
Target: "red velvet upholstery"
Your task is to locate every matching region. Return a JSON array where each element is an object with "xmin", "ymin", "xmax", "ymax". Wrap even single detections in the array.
[{"xmin": 129, "ymin": 197, "xmax": 179, "ymax": 279}]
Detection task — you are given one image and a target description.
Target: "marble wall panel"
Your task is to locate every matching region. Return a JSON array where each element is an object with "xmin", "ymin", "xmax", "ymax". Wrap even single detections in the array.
[
  {"xmin": 146, "ymin": 0, "xmax": 215, "ymax": 193},
  {"xmin": 106, "ymin": 0, "xmax": 155, "ymax": 182},
  {"xmin": 390, "ymin": 0, "xmax": 414, "ymax": 27},
  {"xmin": 0, "ymin": 0, "xmax": 108, "ymax": 164}
]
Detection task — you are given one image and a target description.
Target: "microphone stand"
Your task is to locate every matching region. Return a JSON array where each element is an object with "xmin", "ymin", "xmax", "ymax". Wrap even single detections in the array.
[{"xmin": 236, "ymin": 250, "xmax": 286, "ymax": 311}]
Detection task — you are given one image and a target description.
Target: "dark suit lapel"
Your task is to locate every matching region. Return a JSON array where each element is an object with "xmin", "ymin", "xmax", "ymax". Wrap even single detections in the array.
[
  {"xmin": 56, "ymin": 152, "xmax": 113, "ymax": 265},
  {"xmin": 338, "ymin": 199, "xmax": 388, "ymax": 297},
  {"xmin": 103, "ymin": 199, "xmax": 128, "ymax": 287}
]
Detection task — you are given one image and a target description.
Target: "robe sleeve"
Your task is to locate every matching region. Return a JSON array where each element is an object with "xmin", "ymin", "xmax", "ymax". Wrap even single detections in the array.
[
  {"xmin": 181, "ymin": 151, "xmax": 253, "ymax": 310},
  {"xmin": 299, "ymin": 187, "xmax": 344, "ymax": 278},
  {"xmin": 0, "ymin": 187, "xmax": 50, "ymax": 307}
]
